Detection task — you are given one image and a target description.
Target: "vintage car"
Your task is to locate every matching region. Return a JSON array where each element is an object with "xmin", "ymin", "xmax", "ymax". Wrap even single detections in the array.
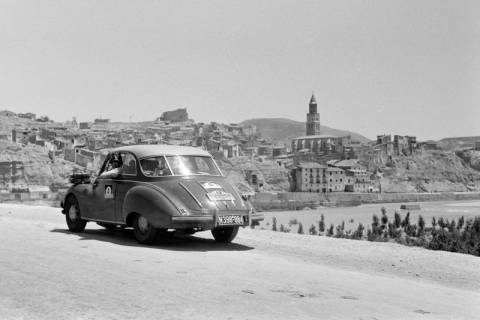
[{"xmin": 60, "ymin": 145, "xmax": 263, "ymax": 244}]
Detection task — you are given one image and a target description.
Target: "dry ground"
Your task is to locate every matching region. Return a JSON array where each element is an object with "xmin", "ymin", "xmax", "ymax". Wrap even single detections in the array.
[{"xmin": 0, "ymin": 204, "xmax": 479, "ymax": 320}]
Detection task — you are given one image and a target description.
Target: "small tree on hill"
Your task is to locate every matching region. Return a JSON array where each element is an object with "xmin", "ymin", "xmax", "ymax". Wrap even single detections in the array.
[{"xmin": 272, "ymin": 217, "xmax": 277, "ymax": 232}]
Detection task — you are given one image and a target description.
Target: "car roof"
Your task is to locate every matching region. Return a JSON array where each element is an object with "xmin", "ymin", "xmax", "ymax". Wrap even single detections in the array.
[{"xmin": 110, "ymin": 144, "xmax": 212, "ymax": 158}]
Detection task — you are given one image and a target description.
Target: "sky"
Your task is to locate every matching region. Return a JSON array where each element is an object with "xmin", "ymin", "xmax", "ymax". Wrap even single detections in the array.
[{"xmin": 0, "ymin": 0, "xmax": 479, "ymax": 140}]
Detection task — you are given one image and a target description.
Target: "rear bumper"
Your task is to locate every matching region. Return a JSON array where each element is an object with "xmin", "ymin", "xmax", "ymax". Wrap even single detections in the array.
[{"xmin": 170, "ymin": 211, "xmax": 264, "ymax": 229}]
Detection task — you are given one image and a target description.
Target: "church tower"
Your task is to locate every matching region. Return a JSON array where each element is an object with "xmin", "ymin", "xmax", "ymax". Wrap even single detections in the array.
[{"xmin": 306, "ymin": 93, "xmax": 320, "ymax": 135}]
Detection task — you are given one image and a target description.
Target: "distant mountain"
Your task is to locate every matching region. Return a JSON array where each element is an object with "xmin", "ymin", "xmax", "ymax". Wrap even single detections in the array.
[
  {"xmin": 436, "ymin": 136, "xmax": 480, "ymax": 151},
  {"xmin": 240, "ymin": 118, "xmax": 371, "ymax": 144}
]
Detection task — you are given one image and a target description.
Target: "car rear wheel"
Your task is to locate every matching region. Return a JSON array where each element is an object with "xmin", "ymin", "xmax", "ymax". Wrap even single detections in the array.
[
  {"xmin": 211, "ymin": 226, "xmax": 239, "ymax": 243},
  {"xmin": 65, "ymin": 196, "xmax": 87, "ymax": 232},
  {"xmin": 133, "ymin": 215, "xmax": 158, "ymax": 244}
]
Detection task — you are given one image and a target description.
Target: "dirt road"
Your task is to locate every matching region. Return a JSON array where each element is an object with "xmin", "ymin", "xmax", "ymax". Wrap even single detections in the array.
[{"xmin": 0, "ymin": 204, "xmax": 479, "ymax": 320}]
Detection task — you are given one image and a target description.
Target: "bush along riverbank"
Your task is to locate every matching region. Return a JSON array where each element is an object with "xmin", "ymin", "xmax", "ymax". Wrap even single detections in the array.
[{"xmin": 267, "ymin": 208, "xmax": 480, "ymax": 257}]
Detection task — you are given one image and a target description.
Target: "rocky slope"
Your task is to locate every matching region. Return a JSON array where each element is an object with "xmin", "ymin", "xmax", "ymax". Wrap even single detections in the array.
[{"xmin": 363, "ymin": 149, "xmax": 480, "ymax": 192}]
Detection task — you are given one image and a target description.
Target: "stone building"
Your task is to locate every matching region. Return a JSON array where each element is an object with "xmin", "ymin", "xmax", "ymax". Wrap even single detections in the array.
[
  {"xmin": 291, "ymin": 135, "xmax": 351, "ymax": 155},
  {"xmin": 325, "ymin": 166, "xmax": 345, "ymax": 192},
  {"xmin": 332, "ymin": 159, "xmax": 371, "ymax": 192},
  {"xmin": 292, "ymin": 162, "xmax": 327, "ymax": 192},
  {"xmin": 159, "ymin": 108, "xmax": 188, "ymax": 122},
  {"xmin": 376, "ymin": 134, "xmax": 417, "ymax": 156}
]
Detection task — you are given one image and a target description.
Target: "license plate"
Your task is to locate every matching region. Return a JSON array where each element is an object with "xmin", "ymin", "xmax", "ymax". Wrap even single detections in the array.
[
  {"xmin": 217, "ymin": 215, "xmax": 244, "ymax": 225},
  {"xmin": 206, "ymin": 191, "xmax": 236, "ymax": 201}
]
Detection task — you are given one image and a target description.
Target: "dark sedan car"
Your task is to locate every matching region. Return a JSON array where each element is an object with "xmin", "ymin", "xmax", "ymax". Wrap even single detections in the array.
[{"xmin": 61, "ymin": 145, "xmax": 263, "ymax": 244}]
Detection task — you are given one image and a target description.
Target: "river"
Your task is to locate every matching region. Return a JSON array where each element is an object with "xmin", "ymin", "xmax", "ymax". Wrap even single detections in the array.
[{"xmin": 258, "ymin": 200, "xmax": 480, "ymax": 232}]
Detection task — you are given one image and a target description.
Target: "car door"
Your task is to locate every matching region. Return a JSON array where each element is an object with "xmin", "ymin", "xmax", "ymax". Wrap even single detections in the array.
[
  {"xmin": 87, "ymin": 154, "xmax": 117, "ymax": 222},
  {"xmin": 114, "ymin": 152, "xmax": 138, "ymax": 222}
]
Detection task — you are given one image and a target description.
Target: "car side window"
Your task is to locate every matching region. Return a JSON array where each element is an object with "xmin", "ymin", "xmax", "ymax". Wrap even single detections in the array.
[
  {"xmin": 119, "ymin": 153, "xmax": 137, "ymax": 176},
  {"xmin": 140, "ymin": 157, "xmax": 172, "ymax": 177}
]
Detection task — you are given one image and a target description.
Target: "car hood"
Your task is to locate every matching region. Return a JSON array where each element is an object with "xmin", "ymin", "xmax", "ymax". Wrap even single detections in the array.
[{"xmin": 148, "ymin": 176, "xmax": 247, "ymax": 213}]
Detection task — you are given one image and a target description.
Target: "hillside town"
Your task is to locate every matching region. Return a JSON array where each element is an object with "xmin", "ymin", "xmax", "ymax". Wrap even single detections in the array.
[{"xmin": 0, "ymin": 94, "xmax": 479, "ymax": 205}]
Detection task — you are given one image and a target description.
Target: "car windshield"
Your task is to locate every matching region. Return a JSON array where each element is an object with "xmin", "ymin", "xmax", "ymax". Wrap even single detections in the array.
[{"xmin": 166, "ymin": 155, "xmax": 221, "ymax": 176}]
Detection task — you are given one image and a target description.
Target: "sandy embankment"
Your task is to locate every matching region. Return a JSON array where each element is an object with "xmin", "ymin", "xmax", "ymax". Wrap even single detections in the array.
[{"xmin": 0, "ymin": 203, "xmax": 479, "ymax": 320}]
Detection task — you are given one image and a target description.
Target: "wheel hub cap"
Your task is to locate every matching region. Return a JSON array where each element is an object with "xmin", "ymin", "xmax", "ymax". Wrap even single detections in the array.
[
  {"xmin": 138, "ymin": 216, "xmax": 149, "ymax": 233},
  {"xmin": 68, "ymin": 206, "xmax": 78, "ymax": 220}
]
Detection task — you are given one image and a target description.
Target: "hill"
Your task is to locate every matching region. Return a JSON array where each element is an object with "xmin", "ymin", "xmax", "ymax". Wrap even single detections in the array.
[
  {"xmin": 437, "ymin": 136, "xmax": 480, "ymax": 151},
  {"xmin": 240, "ymin": 118, "xmax": 371, "ymax": 144}
]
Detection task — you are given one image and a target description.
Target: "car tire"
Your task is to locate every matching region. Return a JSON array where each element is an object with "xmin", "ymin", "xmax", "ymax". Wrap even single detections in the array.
[
  {"xmin": 133, "ymin": 214, "xmax": 158, "ymax": 244},
  {"xmin": 65, "ymin": 196, "xmax": 87, "ymax": 232},
  {"xmin": 211, "ymin": 226, "xmax": 239, "ymax": 243}
]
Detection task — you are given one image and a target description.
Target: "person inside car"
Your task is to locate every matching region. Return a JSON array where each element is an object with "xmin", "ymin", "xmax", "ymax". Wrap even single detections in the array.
[{"xmin": 100, "ymin": 155, "xmax": 122, "ymax": 178}]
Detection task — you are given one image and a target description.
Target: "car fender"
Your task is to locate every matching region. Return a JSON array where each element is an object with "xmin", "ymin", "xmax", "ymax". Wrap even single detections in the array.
[{"xmin": 122, "ymin": 185, "xmax": 180, "ymax": 228}]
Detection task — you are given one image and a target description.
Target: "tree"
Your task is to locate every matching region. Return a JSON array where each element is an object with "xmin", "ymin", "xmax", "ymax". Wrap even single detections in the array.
[
  {"xmin": 309, "ymin": 224, "xmax": 317, "ymax": 235},
  {"xmin": 272, "ymin": 217, "xmax": 277, "ymax": 232}
]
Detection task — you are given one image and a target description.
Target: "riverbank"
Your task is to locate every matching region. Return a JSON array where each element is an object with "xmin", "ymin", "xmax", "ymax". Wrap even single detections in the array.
[{"xmin": 252, "ymin": 191, "xmax": 480, "ymax": 211}]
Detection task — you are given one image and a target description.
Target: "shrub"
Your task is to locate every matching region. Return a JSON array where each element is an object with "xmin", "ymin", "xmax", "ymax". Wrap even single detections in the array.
[
  {"xmin": 352, "ymin": 223, "xmax": 365, "ymax": 240},
  {"xmin": 319, "ymin": 214, "xmax": 325, "ymax": 232},
  {"xmin": 279, "ymin": 224, "xmax": 290, "ymax": 233},
  {"xmin": 309, "ymin": 224, "xmax": 317, "ymax": 235},
  {"xmin": 401, "ymin": 212, "xmax": 411, "ymax": 228},
  {"xmin": 335, "ymin": 224, "xmax": 344, "ymax": 238},
  {"xmin": 272, "ymin": 217, "xmax": 277, "ymax": 232},
  {"xmin": 297, "ymin": 223, "xmax": 304, "ymax": 234},
  {"xmin": 394, "ymin": 212, "xmax": 402, "ymax": 228},
  {"xmin": 458, "ymin": 216, "xmax": 465, "ymax": 230},
  {"xmin": 289, "ymin": 218, "xmax": 298, "ymax": 226},
  {"xmin": 417, "ymin": 215, "xmax": 425, "ymax": 236},
  {"xmin": 381, "ymin": 211, "xmax": 389, "ymax": 227},
  {"xmin": 327, "ymin": 224, "xmax": 334, "ymax": 237}
]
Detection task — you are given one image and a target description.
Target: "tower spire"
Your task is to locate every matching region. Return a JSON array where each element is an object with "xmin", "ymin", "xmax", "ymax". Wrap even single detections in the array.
[{"xmin": 306, "ymin": 92, "xmax": 320, "ymax": 136}]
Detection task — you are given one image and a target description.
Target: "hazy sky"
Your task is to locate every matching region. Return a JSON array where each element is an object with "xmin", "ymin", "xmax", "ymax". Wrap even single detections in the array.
[{"xmin": 0, "ymin": 0, "xmax": 479, "ymax": 140}]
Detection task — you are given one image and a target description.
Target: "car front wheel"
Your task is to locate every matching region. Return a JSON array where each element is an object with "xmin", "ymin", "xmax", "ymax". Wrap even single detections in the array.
[
  {"xmin": 65, "ymin": 196, "xmax": 87, "ymax": 232},
  {"xmin": 133, "ymin": 215, "xmax": 158, "ymax": 244},
  {"xmin": 211, "ymin": 226, "xmax": 239, "ymax": 243}
]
